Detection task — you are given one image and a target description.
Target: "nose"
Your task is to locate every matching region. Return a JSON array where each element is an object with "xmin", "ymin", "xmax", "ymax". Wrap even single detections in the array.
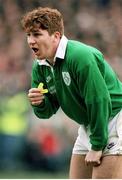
[{"xmin": 27, "ymin": 35, "xmax": 36, "ymax": 45}]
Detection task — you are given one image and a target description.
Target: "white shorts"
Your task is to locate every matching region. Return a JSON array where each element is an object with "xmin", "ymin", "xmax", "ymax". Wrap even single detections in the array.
[{"xmin": 73, "ymin": 110, "xmax": 122, "ymax": 156}]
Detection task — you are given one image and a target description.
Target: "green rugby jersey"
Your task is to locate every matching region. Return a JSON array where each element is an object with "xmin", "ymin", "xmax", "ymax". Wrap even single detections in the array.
[{"xmin": 31, "ymin": 36, "xmax": 122, "ymax": 151}]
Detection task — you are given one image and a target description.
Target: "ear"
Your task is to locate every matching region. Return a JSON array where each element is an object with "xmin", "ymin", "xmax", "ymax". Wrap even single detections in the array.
[{"xmin": 53, "ymin": 31, "xmax": 61, "ymax": 41}]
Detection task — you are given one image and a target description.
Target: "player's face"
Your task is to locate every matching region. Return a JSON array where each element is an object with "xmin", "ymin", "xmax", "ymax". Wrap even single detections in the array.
[{"xmin": 27, "ymin": 28, "xmax": 58, "ymax": 61}]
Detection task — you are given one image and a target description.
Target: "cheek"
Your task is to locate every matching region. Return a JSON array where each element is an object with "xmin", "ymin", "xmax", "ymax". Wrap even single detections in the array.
[
  {"xmin": 38, "ymin": 43, "xmax": 47, "ymax": 53},
  {"xmin": 43, "ymin": 42, "xmax": 50, "ymax": 50},
  {"xmin": 38, "ymin": 38, "xmax": 51, "ymax": 50}
]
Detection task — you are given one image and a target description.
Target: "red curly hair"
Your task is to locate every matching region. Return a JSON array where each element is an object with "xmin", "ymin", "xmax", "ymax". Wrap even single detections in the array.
[{"xmin": 21, "ymin": 7, "xmax": 64, "ymax": 36}]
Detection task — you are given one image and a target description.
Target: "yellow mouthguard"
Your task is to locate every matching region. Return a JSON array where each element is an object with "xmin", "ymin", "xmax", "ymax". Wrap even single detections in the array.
[{"xmin": 38, "ymin": 83, "xmax": 48, "ymax": 94}]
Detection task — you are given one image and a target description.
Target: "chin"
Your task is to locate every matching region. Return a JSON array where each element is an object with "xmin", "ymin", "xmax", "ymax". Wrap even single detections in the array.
[
  {"xmin": 35, "ymin": 55, "xmax": 42, "ymax": 59},
  {"xmin": 37, "ymin": 56, "xmax": 46, "ymax": 60}
]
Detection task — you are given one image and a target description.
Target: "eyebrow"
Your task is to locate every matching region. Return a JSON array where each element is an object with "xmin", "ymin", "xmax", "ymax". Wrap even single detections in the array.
[
  {"xmin": 26, "ymin": 29, "xmax": 40, "ymax": 33},
  {"xmin": 33, "ymin": 30, "xmax": 40, "ymax": 33}
]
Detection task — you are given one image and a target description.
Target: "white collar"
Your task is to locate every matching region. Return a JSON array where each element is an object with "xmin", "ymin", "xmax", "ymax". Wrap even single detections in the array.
[
  {"xmin": 54, "ymin": 35, "xmax": 68, "ymax": 60},
  {"xmin": 37, "ymin": 35, "xmax": 68, "ymax": 66}
]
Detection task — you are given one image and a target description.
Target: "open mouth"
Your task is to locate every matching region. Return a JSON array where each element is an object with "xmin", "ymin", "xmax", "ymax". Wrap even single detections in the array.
[{"xmin": 32, "ymin": 47, "xmax": 39, "ymax": 53}]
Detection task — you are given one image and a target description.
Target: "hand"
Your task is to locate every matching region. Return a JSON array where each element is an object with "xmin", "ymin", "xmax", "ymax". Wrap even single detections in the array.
[
  {"xmin": 85, "ymin": 150, "xmax": 102, "ymax": 166},
  {"xmin": 28, "ymin": 88, "xmax": 45, "ymax": 106}
]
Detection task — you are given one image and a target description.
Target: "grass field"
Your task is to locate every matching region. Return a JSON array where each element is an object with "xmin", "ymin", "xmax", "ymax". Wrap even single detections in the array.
[{"xmin": 0, "ymin": 170, "xmax": 68, "ymax": 179}]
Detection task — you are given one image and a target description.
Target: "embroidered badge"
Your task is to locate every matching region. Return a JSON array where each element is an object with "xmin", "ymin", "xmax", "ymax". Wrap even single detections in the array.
[
  {"xmin": 62, "ymin": 72, "xmax": 71, "ymax": 86},
  {"xmin": 46, "ymin": 76, "xmax": 51, "ymax": 83},
  {"xmin": 46, "ymin": 75, "xmax": 52, "ymax": 83},
  {"xmin": 49, "ymin": 85, "xmax": 56, "ymax": 94}
]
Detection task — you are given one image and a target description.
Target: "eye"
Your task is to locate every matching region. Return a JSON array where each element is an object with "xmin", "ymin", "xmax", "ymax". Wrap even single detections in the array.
[
  {"xmin": 33, "ymin": 32, "xmax": 41, "ymax": 36},
  {"xmin": 33, "ymin": 32, "xmax": 43, "ymax": 37},
  {"xmin": 26, "ymin": 33, "xmax": 30, "ymax": 37}
]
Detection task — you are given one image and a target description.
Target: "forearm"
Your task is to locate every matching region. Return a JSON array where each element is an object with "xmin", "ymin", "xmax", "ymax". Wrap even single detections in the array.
[{"xmin": 87, "ymin": 99, "xmax": 112, "ymax": 150}]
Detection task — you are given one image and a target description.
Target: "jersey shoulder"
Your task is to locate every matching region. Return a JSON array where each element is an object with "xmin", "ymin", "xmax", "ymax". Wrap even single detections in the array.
[{"xmin": 66, "ymin": 40, "xmax": 103, "ymax": 70}]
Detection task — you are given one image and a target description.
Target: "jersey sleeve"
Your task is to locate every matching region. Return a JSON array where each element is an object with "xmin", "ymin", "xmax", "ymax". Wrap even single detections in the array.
[
  {"xmin": 31, "ymin": 60, "xmax": 59, "ymax": 119},
  {"xmin": 73, "ymin": 49, "xmax": 112, "ymax": 150}
]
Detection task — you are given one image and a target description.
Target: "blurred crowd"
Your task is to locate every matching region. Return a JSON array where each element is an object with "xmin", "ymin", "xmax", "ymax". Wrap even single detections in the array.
[
  {"xmin": 0, "ymin": 91, "xmax": 77, "ymax": 172},
  {"xmin": 0, "ymin": 0, "xmax": 122, "ymax": 174},
  {"xmin": 0, "ymin": 0, "xmax": 122, "ymax": 96}
]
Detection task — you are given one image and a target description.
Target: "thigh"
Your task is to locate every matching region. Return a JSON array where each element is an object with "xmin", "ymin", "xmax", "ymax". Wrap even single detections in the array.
[
  {"xmin": 112, "ymin": 155, "xmax": 122, "ymax": 178},
  {"xmin": 69, "ymin": 154, "xmax": 92, "ymax": 179},
  {"xmin": 92, "ymin": 155, "xmax": 122, "ymax": 179}
]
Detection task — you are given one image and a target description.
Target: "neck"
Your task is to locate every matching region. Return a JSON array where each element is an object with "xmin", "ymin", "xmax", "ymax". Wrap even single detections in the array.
[
  {"xmin": 46, "ymin": 58, "xmax": 55, "ymax": 66},
  {"xmin": 47, "ymin": 40, "xmax": 60, "ymax": 65}
]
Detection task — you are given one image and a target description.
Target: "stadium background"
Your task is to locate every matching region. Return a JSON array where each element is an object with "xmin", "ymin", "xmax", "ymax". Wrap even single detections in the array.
[{"xmin": 0, "ymin": 0, "xmax": 122, "ymax": 178}]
